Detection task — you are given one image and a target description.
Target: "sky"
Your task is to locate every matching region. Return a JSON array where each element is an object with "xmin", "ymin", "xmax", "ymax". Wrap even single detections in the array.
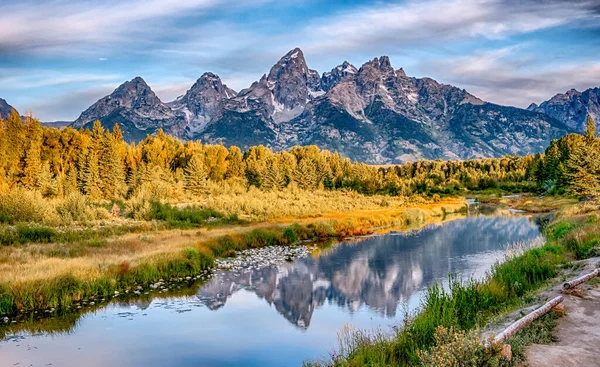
[{"xmin": 0, "ymin": 0, "xmax": 599, "ymax": 122}]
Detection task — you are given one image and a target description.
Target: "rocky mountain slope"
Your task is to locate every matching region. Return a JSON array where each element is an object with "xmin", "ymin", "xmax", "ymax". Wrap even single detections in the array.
[
  {"xmin": 0, "ymin": 98, "xmax": 17, "ymax": 120},
  {"xmin": 72, "ymin": 77, "xmax": 187, "ymax": 140},
  {"xmin": 68, "ymin": 48, "xmax": 573, "ymax": 163},
  {"xmin": 528, "ymin": 87, "xmax": 600, "ymax": 132}
]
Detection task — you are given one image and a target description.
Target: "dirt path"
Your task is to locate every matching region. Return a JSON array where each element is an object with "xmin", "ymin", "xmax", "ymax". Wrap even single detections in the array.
[
  {"xmin": 481, "ymin": 257, "xmax": 600, "ymax": 366},
  {"xmin": 526, "ymin": 278, "xmax": 600, "ymax": 366}
]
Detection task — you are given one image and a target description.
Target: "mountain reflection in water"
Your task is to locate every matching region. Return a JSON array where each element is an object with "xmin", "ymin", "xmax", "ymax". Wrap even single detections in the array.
[{"xmin": 196, "ymin": 215, "xmax": 541, "ymax": 329}]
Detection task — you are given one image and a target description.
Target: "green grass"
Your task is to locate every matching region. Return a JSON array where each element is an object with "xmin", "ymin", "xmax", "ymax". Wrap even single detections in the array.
[
  {"xmin": 309, "ymin": 216, "xmax": 579, "ymax": 367},
  {"xmin": 0, "ymin": 222, "xmax": 159, "ymax": 246},
  {"xmin": 147, "ymin": 201, "xmax": 243, "ymax": 229}
]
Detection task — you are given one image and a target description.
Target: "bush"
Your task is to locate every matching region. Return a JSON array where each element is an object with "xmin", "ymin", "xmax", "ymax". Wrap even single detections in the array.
[
  {"xmin": 283, "ymin": 227, "xmax": 298, "ymax": 244},
  {"xmin": 418, "ymin": 327, "xmax": 499, "ymax": 367},
  {"xmin": 56, "ymin": 192, "xmax": 97, "ymax": 222},
  {"xmin": 0, "ymin": 224, "xmax": 58, "ymax": 245},
  {"xmin": 148, "ymin": 201, "xmax": 229, "ymax": 228},
  {"xmin": 127, "ymin": 185, "xmax": 153, "ymax": 220},
  {"xmin": 0, "ymin": 189, "xmax": 59, "ymax": 225},
  {"xmin": 243, "ymin": 229, "xmax": 281, "ymax": 248},
  {"xmin": 549, "ymin": 222, "xmax": 575, "ymax": 240}
]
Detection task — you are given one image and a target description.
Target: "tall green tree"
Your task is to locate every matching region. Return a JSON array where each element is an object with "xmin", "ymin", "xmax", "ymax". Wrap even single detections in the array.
[{"xmin": 566, "ymin": 116, "xmax": 600, "ymax": 196}]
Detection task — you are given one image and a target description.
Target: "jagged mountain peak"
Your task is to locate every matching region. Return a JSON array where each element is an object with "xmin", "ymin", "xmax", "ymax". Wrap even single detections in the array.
[
  {"xmin": 268, "ymin": 48, "xmax": 309, "ymax": 81},
  {"xmin": 168, "ymin": 72, "xmax": 237, "ymax": 134},
  {"xmin": 531, "ymin": 86, "xmax": 600, "ymax": 132},
  {"xmin": 321, "ymin": 61, "xmax": 358, "ymax": 91},
  {"xmin": 185, "ymin": 72, "xmax": 236, "ymax": 99},
  {"xmin": 360, "ymin": 56, "xmax": 395, "ymax": 76},
  {"xmin": 72, "ymin": 77, "xmax": 183, "ymax": 138},
  {"xmin": 108, "ymin": 76, "xmax": 160, "ymax": 106}
]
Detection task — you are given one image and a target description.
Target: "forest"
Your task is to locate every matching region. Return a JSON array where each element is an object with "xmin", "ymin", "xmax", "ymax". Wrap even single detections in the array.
[{"xmin": 0, "ymin": 110, "xmax": 597, "ymax": 225}]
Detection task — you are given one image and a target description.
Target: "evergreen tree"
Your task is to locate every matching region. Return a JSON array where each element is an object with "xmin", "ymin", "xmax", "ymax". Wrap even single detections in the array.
[
  {"xmin": 566, "ymin": 142, "xmax": 600, "ymax": 196},
  {"xmin": 585, "ymin": 115, "xmax": 596, "ymax": 141},
  {"xmin": 294, "ymin": 159, "xmax": 317, "ymax": 190},
  {"xmin": 184, "ymin": 153, "xmax": 208, "ymax": 195},
  {"xmin": 262, "ymin": 158, "xmax": 286, "ymax": 191},
  {"xmin": 83, "ymin": 150, "xmax": 102, "ymax": 200},
  {"xmin": 566, "ymin": 116, "xmax": 600, "ymax": 196},
  {"xmin": 21, "ymin": 117, "xmax": 43, "ymax": 190},
  {"xmin": 37, "ymin": 161, "xmax": 57, "ymax": 197},
  {"xmin": 99, "ymin": 133, "xmax": 126, "ymax": 199}
]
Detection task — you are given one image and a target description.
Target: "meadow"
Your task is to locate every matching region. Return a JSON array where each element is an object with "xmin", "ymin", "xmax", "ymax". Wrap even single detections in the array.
[{"xmin": 0, "ymin": 185, "xmax": 466, "ymax": 316}]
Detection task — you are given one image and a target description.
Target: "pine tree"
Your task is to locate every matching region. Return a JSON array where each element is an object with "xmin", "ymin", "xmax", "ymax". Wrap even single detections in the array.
[
  {"xmin": 262, "ymin": 158, "xmax": 286, "ymax": 191},
  {"xmin": 83, "ymin": 149, "xmax": 102, "ymax": 200},
  {"xmin": 4, "ymin": 111, "xmax": 25, "ymax": 187},
  {"xmin": 37, "ymin": 162, "xmax": 57, "ymax": 197},
  {"xmin": 585, "ymin": 115, "xmax": 596, "ymax": 140},
  {"xmin": 294, "ymin": 159, "xmax": 317, "ymax": 190},
  {"xmin": 21, "ymin": 117, "xmax": 43, "ymax": 190},
  {"xmin": 566, "ymin": 133, "xmax": 600, "ymax": 197},
  {"xmin": 99, "ymin": 133, "xmax": 126, "ymax": 199},
  {"xmin": 184, "ymin": 153, "xmax": 208, "ymax": 195}
]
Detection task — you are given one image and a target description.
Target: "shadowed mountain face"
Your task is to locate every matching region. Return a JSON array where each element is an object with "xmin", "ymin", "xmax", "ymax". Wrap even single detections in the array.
[
  {"xmin": 196, "ymin": 215, "xmax": 541, "ymax": 329},
  {"xmin": 528, "ymin": 87, "xmax": 600, "ymax": 133},
  {"xmin": 65, "ymin": 48, "xmax": 572, "ymax": 163},
  {"xmin": 0, "ymin": 98, "xmax": 17, "ymax": 120}
]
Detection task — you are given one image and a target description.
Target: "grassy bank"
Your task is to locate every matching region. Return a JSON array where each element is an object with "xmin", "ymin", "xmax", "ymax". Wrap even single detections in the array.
[
  {"xmin": 305, "ymin": 200, "xmax": 600, "ymax": 367},
  {"xmin": 0, "ymin": 199, "xmax": 467, "ymax": 317}
]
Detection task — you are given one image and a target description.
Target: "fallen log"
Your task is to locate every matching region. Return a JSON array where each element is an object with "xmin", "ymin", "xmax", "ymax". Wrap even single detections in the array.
[
  {"xmin": 492, "ymin": 296, "xmax": 564, "ymax": 344},
  {"xmin": 563, "ymin": 269, "xmax": 599, "ymax": 290}
]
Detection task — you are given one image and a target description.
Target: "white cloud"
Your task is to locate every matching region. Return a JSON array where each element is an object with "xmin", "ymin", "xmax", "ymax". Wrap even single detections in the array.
[
  {"xmin": 0, "ymin": 70, "xmax": 123, "ymax": 89},
  {"xmin": 296, "ymin": 0, "xmax": 593, "ymax": 54},
  {"xmin": 423, "ymin": 46, "xmax": 600, "ymax": 107},
  {"xmin": 0, "ymin": 0, "xmax": 272, "ymax": 55}
]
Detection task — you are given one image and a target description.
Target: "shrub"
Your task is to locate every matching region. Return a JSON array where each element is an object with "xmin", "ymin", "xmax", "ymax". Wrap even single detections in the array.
[
  {"xmin": 56, "ymin": 192, "xmax": 96, "ymax": 222},
  {"xmin": 148, "ymin": 201, "xmax": 229, "ymax": 228},
  {"xmin": 283, "ymin": 227, "xmax": 298, "ymax": 244},
  {"xmin": 549, "ymin": 222, "xmax": 575, "ymax": 240},
  {"xmin": 0, "ymin": 189, "xmax": 59, "ymax": 225},
  {"xmin": 418, "ymin": 327, "xmax": 499, "ymax": 367},
  {"xmin": 127, "ymin": 185, "xmax": 153, "ymax": 220}
]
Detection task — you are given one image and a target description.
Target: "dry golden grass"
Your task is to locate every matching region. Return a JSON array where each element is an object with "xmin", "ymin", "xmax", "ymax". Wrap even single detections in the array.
[
  {"xmin": 171, "ymin": 185, "xmax": 420, "ymax": 221},
  {"xmin": 481, "ymin": 195, "xmax": 579, "ymax": 213},
  {"xmin": 0, "ymin": 198, "xmax": 466, "ymax": 285}
]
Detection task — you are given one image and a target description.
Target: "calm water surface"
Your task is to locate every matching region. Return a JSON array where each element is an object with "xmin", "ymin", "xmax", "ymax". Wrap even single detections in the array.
[{"xmin": 0, "ymin": 214, "xmax": 542, "ymax": 366}]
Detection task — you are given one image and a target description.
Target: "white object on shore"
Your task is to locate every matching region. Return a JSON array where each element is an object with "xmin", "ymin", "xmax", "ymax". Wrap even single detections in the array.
[
  {"xmin": 563, "ymin": 269, "xmax": 600, "ymax": 290},
  {"xmin": 492, "ymin": 295, "xmax": 564, "ymax": 345}
]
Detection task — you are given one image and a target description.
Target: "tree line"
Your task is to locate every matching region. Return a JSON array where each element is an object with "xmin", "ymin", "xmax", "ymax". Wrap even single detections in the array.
[
  {"xmin": 532, "ymin": 115, "xmax": 600, "ymax": 196},
  {"xmin": 2, "ymin": 110, "xmax": 593, "ymax": 201}
]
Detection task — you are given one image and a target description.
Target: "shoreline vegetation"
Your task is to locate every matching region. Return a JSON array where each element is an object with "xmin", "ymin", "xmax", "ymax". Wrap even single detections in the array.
[
  {"xmin": 303, "ymin": 199, "xmax": 600, "ymax": 367},
  {"xmin": 0, "ymin": 194, "xmax": 467, "ymax": 317}
]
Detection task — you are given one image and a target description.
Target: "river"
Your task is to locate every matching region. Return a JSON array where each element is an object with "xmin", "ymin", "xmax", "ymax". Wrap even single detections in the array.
[{"xmin": 0, "ymin": 211, "xmax": 543, "ymax": 366}]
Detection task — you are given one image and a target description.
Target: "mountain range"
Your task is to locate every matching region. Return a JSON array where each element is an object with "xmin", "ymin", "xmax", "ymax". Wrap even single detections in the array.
[{"xmin": 3, "ymin": 48, "xmax": 599, "ymax": 163}]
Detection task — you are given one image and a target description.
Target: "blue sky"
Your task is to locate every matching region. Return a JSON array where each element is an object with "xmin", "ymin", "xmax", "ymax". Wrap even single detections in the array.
[{"xmin": 1, "ymin": 0, "xmax": 599, "ymax": 121}]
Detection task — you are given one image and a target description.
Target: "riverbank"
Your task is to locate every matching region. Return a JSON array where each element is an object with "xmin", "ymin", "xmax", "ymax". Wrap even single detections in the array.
[
  {"xmin": 0, "ymin": 198, "xmax": 467, "ymax": 317},
  {"xmin": 304, "ymin": 198, "xmax": 600, "ymax": 366}
]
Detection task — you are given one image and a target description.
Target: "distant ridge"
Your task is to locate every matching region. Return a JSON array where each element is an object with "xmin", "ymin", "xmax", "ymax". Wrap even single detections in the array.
[{"xmin": 2, "ymin": 48, "xmax": 575, "ymax": 164}]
